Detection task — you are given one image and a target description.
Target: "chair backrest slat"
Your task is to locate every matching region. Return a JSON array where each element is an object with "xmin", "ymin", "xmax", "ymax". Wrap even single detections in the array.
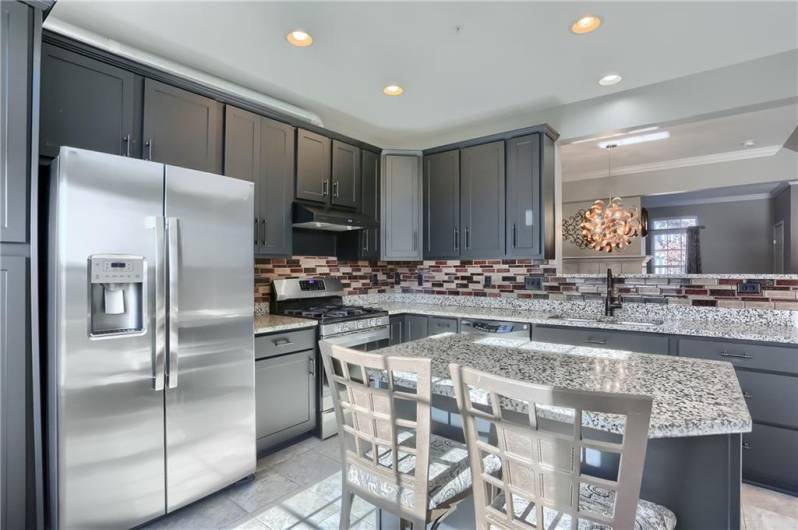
[
  {"xmin": 449, "ymin": 363, "xmax": 653, "ymax": 530},
  {"xmin": 319, "ymin": 341, "xmax": 433, "ymax": 520}
]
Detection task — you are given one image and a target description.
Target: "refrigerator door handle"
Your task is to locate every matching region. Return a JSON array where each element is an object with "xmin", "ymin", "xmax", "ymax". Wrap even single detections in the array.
[
  {"xmin": 167, "ymin": 217, "xmax": 180, "ymax": 389},
  {"xmin": 151, "ymin": 216, "xmax": 166, "ymax": 391}
]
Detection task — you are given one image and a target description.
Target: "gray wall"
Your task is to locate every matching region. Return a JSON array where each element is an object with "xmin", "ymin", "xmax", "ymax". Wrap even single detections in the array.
[{"xmin": 646, "ymin": 198, "xmax": 774, "ymax": 274}]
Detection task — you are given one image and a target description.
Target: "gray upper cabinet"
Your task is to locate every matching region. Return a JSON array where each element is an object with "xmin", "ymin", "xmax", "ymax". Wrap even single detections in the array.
[
  {"xmin": 331, "ymin": 140, "xmax": 360, "ymax": 209},
  {"xmin": 1, "ymin": 1, "xmax": 31, "ymax": 244},
  {"xmin": 506, "ymin": 134, "xmax": 542, "ymax": 257},
  {"xmin": 40, "ymin": 43, "xmax": 143, "ymax": 159},
  {"xmin": 142, "ymin": 78, "xmax": 223, "ymax": 174},
  {"xmin": 360, "ymin": 149, "xmax": 380, "ymax": 259},
  {"xmin": 423, "ymin": 150, "xmax": 460, "ymax": 259},
  {"xmin": 295, "ymin": 128, "xmax": 331, "ymax": 203},
  {"xmin": 382, "ymin": 154, "xmax": 422, "ymax": 260},
  {"xmin": 224, "ymin": 105, "xmax": 294, "ymax": 256},
  {"xmin": 460, "ymin": 141, "xmax": 505, "ymax": 258}
]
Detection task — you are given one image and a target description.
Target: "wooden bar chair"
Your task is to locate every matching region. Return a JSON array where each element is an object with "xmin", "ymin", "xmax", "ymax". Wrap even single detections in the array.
[
  {"xmin": 449, "ymin": 363, "xmax": 677, "ymax": 530},
  {"xmin": 319, "ymin": 341, "xmax": 499, "ymax": 529}
]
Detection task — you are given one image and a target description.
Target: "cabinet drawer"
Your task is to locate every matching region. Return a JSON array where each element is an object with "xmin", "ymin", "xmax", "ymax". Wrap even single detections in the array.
[
  {"xmin": 678, "ymin": 338, "xmax": 798, "ymax": 375},
  {"xmin": 532, "ymin": 325, "xmax": 669, "ymax": 355},
  {"xmin": 743, "ymin": 423, "xmax": 798, "ymax": 494},
  {"xmin": 429, "ymin": 316, "xmax": 458, "ymax": 334},
  {"xmin": 736, "ymin": 370, "xmax": 798, "ymax": 428},
  {"xmin": 255, "ymin": 328, "xmax": 316, "ymax": 359}
]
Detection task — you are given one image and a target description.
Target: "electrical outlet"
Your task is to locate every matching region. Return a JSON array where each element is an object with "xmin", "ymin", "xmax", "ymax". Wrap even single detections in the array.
[
  {"xmin": 737, "ymin": 281, "xmax": 761, "ymax": 295},
  {"xmin": 417, "ymin": 272, "xmax": 424, "ymax": 286},
  {"xmin": 524, "ymin": 276, "xmax": 543, "ymax": 290},
  {"xmin": 483, "ymin": 276, "xmax": 492, "ymax": 288},
  {"xmin": 394, "ymin": 273, "xmax": 401, "ymax": 285},
  {"xmin": 371, "ymin": 273, "xmax": 379, "ymax": 285}
]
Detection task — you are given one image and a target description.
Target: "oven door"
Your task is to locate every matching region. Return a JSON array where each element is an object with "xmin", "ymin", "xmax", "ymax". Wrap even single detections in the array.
[{"xmin": 318, "ymin": 326, "xmax": 390, "ymax": 438}]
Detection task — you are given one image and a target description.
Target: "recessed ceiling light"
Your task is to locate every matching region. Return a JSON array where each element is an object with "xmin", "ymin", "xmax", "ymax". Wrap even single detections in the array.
[
  {"xmin": 598, "ymin": 131, "xmax": 670, "ymax": 149},
  {"xmin": 383, "ymin": 84, "xmax": 404, "ymax": 96},
  {"xmin": 742, "ymin": 139, "xmax": 757, "ymax": 147},
  {"xmin": 287, "ymin": 30, "xmax": 313, "ymax": 47},
  {"xmin": 570, "ymin": 127, "xmax": 660, "ymax": 145},
  {"xmin": 598, "ymin": 74, "xmax": 622, "ymax": 86},
  {"xmin": 571, "ymin": 15, "xmax": 602, "ymax": 34}
]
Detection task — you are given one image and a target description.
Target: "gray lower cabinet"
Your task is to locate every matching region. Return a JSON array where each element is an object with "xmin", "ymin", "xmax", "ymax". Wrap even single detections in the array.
[
  {"xmin": 676, "ymin": 337, "xmax": 798, "ymax": 494},
  {"xmin": 460, "ymin": 141, "xmax": 505, "ymax": 258},
  {"xmin": 531, "ymin": 325, "xmax": 670, "ymax": 355},
  {"xmin": 296, "ymin": 128, "xmax": 331, "ymax": 203},
  {"xmin": 404, "ymin": 314, "xmax": 430, "ymax": 342},
  {"xmin": 142, "ymin": 78, "xmax": 223, "ymax": 173},
  {"xmin": 331, "ymin": 140, "xmax": 360, "ymax": 209},
  {"xmin": 224, "ymin": 105, "xmax": 294, "ymax": 256},
  {"xmin": 40, "ymin": 43, "xmax": 143, "ymax": 159},
  {"xmin": 423, "ymin": 150, "xmax": 460, "ymax": 258},
  {"xmin": 382, "ymin": 154, "xmax": 422, "ymax": 260},
  {"xmin": 2, "ymin": 1, "xmax": 32, "ymax": 243},
  {"xmin": 429, "ymin": 316, "xmax": 458, "ymax": 334},
  {"xmin": 389, "ymin": 315, "xmax": 404, "ymax": 345},
  {"xmin": 255, "ymin": 329, "xmax": 317, "ymax": 451},
  {"xmin": 506, "ymin": 133, "xmax": 555, "ymax": 258}
]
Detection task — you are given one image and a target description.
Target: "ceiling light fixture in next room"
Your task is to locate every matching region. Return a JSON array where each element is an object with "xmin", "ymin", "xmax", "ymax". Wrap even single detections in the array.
[
  {"xmin": 598, "ymin": 131, "xmax": 670, "ymax": 149},
  {"xmin": 383, "ymin": 84, "xmax": 404, "ymax": 96},
  {"xmin": 571, "ymin": 15, "xmax": 602, "ymax": 34},
  {"xmin": 286, "ymin": 30, "xmax": 313, "ymax": 47},
  {"xmin": 598, "ymin": 73, "xmax": 623, "ymax": 86}
]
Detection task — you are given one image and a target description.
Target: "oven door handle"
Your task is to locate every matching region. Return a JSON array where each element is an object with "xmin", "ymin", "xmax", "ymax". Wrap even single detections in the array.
[{"xmin": 320, "ymin": 326, "xmax": 390, "ymax": 348}]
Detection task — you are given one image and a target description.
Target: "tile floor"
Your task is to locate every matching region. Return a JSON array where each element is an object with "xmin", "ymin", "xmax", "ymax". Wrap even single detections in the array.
[{"xmin": 144, "ymin": 435, "xmax": 798, "ymax": 530}]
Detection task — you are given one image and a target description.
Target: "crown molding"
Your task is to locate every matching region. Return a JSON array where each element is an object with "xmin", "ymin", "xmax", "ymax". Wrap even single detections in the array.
[{"xmin": 565, "ymin": 145, "xmax": 783, "ymax": 181}]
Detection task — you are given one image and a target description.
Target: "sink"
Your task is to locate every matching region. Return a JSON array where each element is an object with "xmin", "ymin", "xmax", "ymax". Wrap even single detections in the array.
[{"xmin": 547, "ymin": 315, "xmax": 664, "ymax": 328}]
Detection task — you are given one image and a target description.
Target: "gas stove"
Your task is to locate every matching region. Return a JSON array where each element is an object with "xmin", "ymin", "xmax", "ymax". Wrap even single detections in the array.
[{"xmin": 270, "ymin": 278, "xmax": 389, "ymax": 337}]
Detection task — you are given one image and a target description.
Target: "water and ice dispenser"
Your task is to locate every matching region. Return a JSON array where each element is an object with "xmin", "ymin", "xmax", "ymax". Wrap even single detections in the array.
[{"xmin": 89, "ymin": 255, "xmax": 145, "ymax": 336}]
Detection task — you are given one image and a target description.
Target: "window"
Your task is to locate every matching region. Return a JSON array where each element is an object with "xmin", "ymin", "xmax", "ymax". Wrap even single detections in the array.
[{"xmin": 650, "ymin": 217, "xmax": 697, "ymax": 274}]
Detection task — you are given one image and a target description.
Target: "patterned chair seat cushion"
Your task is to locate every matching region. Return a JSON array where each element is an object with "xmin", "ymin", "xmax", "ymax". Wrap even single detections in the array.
[
  {"xmin": 488, "ymin": 485, "xmax": 677, "ymax": 530},
  {"xmin": 345, "ymin": 432, "xmax": 501, "ymax": 510}
]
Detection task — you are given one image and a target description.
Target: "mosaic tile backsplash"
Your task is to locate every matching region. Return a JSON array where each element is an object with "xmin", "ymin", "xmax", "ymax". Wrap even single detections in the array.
[{"xmin": 254, "ymin": 256, "xmax": 798, "ymax": 312}]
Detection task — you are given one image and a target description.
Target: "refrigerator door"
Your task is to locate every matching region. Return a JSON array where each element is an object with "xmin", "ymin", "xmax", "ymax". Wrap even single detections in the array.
[
  {"xmin": 48, "ymin": 148, "xmax": 167, "ymax": 529},
  {"xmin": 163, "ymin": 165, "xmax": 256, "ymax": 511}
]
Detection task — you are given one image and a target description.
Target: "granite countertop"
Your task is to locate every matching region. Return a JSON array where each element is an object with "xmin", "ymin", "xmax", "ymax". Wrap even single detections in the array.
[
  {"xmin": 254, "ymin": 314, "xmax": 317, "ymax": 334},
  {"xmin": 368, "ymin": 302, "xmax": 798, "ymax": 345},
  {"xmin": 376, "ymin": 333, "xmax": 752, "ymax": 439}
]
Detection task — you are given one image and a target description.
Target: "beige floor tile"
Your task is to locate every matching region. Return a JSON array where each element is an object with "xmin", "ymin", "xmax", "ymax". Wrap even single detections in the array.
[
  {"xmin": 742, "ymin": 484, "xmax": 798, "ymax": 520},
  {"xmin": 744, "ymin": 505, "xmax": 798, "ymax": 530}
]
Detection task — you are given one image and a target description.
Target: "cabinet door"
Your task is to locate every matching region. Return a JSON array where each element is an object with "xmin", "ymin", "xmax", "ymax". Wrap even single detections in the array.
[
  {"xmin": 1, "ymin": 1, "xmax": 31, "ymax": 243},
  {"xmin": 224, "ymin": 105, "xmax": 262, "ymax": 253},
  {"xmin": 255, "ymin": 350, "xmax": 315, "ymax": 441},
  {"xmin": 331, "ymin": 140, "xmax": 360, "ymax": 208},
  {"xmin": 742, "ymin": 423, "xmax": 798, "ymax": 494},
  {"xmin": 383, "ymin": 155, "xmax": 421, "ymax": 259},
  {"xmin": 460, "ymin": 141, "xmax": 505, "ymax": 258},
  {"xmin": 506, "ymin": 134, "xmax": 541, "ymax": 257},
  {"xmin": 40, "ymin": 43, "xmax": 142, "ymax": 159},
  {"xmin": 423, "ymin": 150, "xmax": 460, "ymax": 259},
  {"xmin": 389, "ymin": 316, "xmax": 404, "ymax": 345},
  {"xmin": 258, "ymin": 117, "xmax": 295, "ymax": 256},
  {"xmin": 405, "ymin": 315, "xmax": 429, "ymax": 342},
  {"xmin": 296, "ymin": 128, "xmax": 331, "ymax": 203},
  {"xmin": 142, "ymin": 78, "xmax": 223, "ymax": 173},
  {"xmin": 360, "ymin": 150, "xmax": 380, "ymax": 259}
]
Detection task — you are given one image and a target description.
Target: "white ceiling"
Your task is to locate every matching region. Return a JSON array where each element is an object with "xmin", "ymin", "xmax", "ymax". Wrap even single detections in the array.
[
  {"xmin": 641, "ymin": 180, "xmax": 792, "ymax": 208},
  {"xmin": 49, "ymin": 1, "xmax": 798, "ymax": 149},
  {"xmin": 560, "ymin": 104, "xmax": 798, "ymax": 180}
]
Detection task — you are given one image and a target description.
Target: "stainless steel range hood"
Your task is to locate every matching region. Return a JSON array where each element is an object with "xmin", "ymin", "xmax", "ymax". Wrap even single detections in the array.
[{"xmin": 292, "ymin": 203, "xmax": 376, "ymax": 232}]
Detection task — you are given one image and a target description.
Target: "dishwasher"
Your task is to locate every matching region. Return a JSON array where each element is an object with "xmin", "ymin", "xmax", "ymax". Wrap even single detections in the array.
[{"xmin": 460, "ymin": 319, "xmax": 531, "ymax": 339}]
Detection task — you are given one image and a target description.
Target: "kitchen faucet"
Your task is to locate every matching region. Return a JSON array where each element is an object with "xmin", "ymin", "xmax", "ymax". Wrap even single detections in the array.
[{"xmin": 604, "ymin": 268, "xmax": 622, "ymax": 317}]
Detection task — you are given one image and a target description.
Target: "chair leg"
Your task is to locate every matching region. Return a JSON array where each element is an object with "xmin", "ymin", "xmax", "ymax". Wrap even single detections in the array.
[{"xmin": 340, "ymin": 486, "xmax": 354, "ymax": 530}]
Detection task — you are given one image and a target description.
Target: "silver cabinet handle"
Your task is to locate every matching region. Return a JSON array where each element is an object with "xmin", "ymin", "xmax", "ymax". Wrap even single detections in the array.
[
  {"xmin": 122, "ymin": 134, "xmax": 131, "ymax": 157},
  {"xmin": 308, "ymin": 357, "xmax": 316, "ymax": 375},
  {"xmin": 454, "ymin": 227, "xmax": 459, "ymax": 252},
  {"xmin": 333, "ymin": 180, "xmax": 339, "ymax": 198},
  {"xmin": 167, "ymin": 217, "xmax": 180, "ymax": 389},
  {"xmin": 144, "ymin": 139, "xmax": 153, "ymax": 160},
  {"xmin": 413, "ymin": 231, "xmax": 418, "ymax": 251},
  {"xmin": 363, "ymin": 231, "xmax": 368, "ymax": 253},
  {"xmin": 512, "ymin": 224, "xmax": 517, "ymax": 248},
  {"xmin": 585, "ymin": 337, "xmax": 608, "ymax": 345},
  {"xmin": 152, "ymin": 216, "xmax": 166, "ymax": 391},
  {"xmin": 743, "ymin": 392, "xmax": 753, "ymax": 399},
  {"xmin": 261, "ymin": 219, "xmax": 266, "ymax": 246},
  {"xmin": 742, "ymin": 441, "xmax": 752, "ymax": 450},
  {"xmin": 719, "ymin": 352, "xmax": 752, "ymax": 360},
  {"xmin": 272, "ymin": 337, "xmax": 293, "ymax": 346},
  {"xmin": 465, "ymin": 227, "xmax": 471, "ymax": 249},
  {"xmin": 322, "ymin": 180, "xmax": 329, "ymax": 197},
  {"xmin": 254, "ymin": 218, "xmax": 259, "ymax": 246}
]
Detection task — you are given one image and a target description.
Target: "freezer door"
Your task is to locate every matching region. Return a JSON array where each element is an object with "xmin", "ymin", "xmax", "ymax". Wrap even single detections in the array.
[
  {"xmin": 164, "ymin": 165, "xmax": 256, "ymax": 511},
  {"xmin": 48, "ymin": 148, "xmax": 167, "ymax": 529}
]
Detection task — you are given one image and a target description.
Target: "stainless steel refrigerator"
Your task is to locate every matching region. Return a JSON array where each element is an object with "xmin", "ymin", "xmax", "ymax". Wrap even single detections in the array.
[{"xmin": 46, "ymin": 147, "xmax": 256, "ymax": 529}]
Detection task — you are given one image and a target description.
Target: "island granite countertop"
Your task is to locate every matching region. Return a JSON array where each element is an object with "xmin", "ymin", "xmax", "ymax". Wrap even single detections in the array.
[
  {"xmin": 366, "ymin": 302, "xmax": 798, "ymax": 345},
  {"xmin": 254, "ymin": 314, "xmax": 317, "ymax": 334},
  {"xmin": 376, "ymin": 333, "xmax": 752, "ymax": 439}
]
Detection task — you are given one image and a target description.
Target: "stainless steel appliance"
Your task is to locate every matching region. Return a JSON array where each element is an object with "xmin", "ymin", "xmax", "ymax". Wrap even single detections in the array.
[
  {"xmin": 460, "ymin": 319, "xmax": 530, "ymax": 339},
  {"xmin": 270, "ymin": 278, "xmax": 388, "ymax": 438},
  {"xmin": 46, "ymin": 147, "xmax": 256, "ymax": 529}
]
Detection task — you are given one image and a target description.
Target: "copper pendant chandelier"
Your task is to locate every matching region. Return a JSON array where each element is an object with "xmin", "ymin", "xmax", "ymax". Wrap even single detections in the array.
[{"xmin": 580, "ymin": 144, "xmax": 646, "ymax": 253}]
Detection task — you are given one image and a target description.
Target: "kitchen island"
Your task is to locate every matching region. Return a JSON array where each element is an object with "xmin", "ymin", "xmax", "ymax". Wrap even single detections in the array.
[{"xmin": 376, "ymin": 333, "xmax": 752, "ymax": 530}]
